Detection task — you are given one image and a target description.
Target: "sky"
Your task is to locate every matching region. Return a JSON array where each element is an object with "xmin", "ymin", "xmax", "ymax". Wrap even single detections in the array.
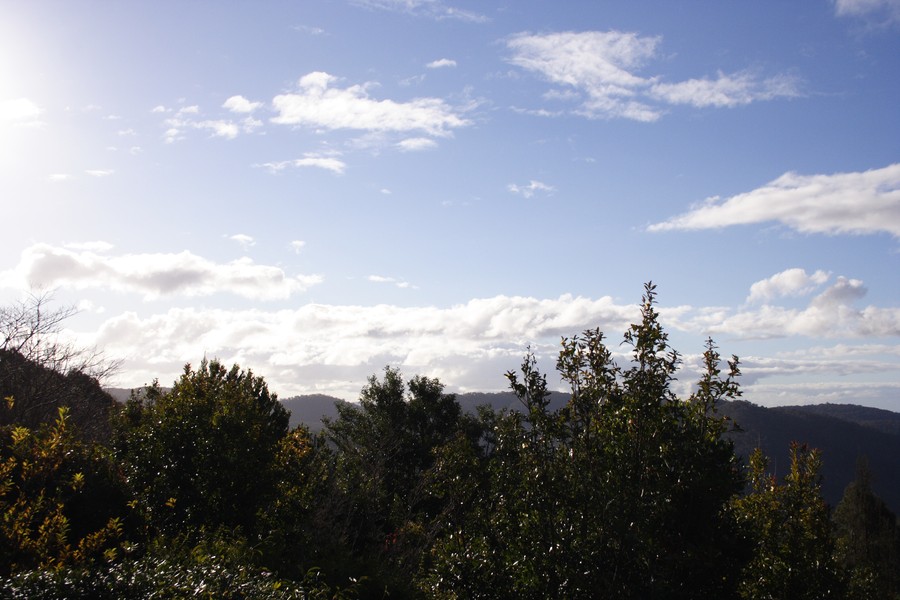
[{"xmin": 1, "ymin": 0, "xmax": 898, "ymax": 409}]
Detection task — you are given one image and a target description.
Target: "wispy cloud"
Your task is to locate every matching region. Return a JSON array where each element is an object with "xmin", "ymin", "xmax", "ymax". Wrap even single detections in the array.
[
  {"xmin": 506, "ymin": 31, "xmax": 799, "ymax": 121},
  {"xmin": 648, "ymin": 163, "xmax": 900, "ymax": 237},
  {"xmin": 0, "ymin": 243, "xmax": 322, "ymax": 301},
  {"xmin": 293, "ymin": 24, "xmax": 326, "ymax": 35},
  {"xmin": 508, "ymin": 180, "xmax": 554, "ymax": 198},
  {"xmin": 85, "ymin": 169, "xmax": 115, "ymax": 177},
  {"xmin": 271, "ymin": 71, "xmax": 470, "ymax": 137},
  {"xmin": 257, "ymin": 152, "xmax": 347, "ymax": 174},
  {"xmin": 834, "ymin": 0, "xmax": 900, "ymax": 23},
  {"xmin": 396, "ymin": 137, "xmax": 438, "ymax": 151},
  {"xmin": 289, "ymin": 240, "xmax": 306, "ymax": 254},
  {"xmin": 352, "ymin": 0, "xmax": 488, "ymax": 23},
  {"xmin": 368, "ymin": 274, "xmax": 416, "ymax": 289}
]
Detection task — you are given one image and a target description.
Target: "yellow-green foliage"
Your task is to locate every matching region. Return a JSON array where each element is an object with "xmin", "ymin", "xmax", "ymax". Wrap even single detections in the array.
[{"xmin": 0, "ymin": 404, "xmax": 123, "ymax": 573}]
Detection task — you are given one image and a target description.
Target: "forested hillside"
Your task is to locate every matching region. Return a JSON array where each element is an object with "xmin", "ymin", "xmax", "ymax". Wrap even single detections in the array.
[{"xmin": 2, "ymin": 286, "xmax": 899, "ymax": 598}]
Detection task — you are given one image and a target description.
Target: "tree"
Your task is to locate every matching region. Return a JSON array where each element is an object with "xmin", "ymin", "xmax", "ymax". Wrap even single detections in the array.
[
  {"xmin": 833, "ymin": 457, "xmax": 900, "ymax": 599},
  {"xmin": 424, "ymin": 283, "xmax": 746, "ymax": 599},
  {"xmin": 0, "ymin": 292, "xmax": 119, "ymax": 383},
  {"xmin": 734, "ymin": 443, "xmax": 844, "ymax": 600},
  {"xmin": 321, "ymin": 367, "xmax": 478, "ymax": 597},
  {"xmin": 113, "ymin": 359, "xmax": 291, "ymax": 536}
]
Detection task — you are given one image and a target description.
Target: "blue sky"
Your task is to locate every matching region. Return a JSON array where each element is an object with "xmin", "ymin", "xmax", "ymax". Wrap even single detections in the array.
[{"xmin": 1, "ymin": 0, "xmax": 898, "ymax": 408}]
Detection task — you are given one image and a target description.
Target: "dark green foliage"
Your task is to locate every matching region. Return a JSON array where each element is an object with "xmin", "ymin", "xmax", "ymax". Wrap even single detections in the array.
[
  {"xmin": 734, "ymin": 443, "xmax": 844, "ymax": 600},
  {"xmin": 424, "ymin": 283, "xmax": 746, "ymax": 599},
  {"xmin": 113, "ymin": 359, "xmax": 290, "ymax": 535},
  {"xmin": 0, "ymin": 551, "xmax": 362, "ymax": 599},
  {"xmin": 833, "ymin": 458, "xmax": 900, "ymax": 599},
  {"xmin": 320, "ymin": 367, "xmax": 480, "ymax": 597}
]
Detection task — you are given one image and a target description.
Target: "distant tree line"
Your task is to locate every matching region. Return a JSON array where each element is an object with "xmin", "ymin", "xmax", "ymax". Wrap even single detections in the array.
[{"xmin": 0, "ymin": 284, "xmax": 897, "ymax": 599}]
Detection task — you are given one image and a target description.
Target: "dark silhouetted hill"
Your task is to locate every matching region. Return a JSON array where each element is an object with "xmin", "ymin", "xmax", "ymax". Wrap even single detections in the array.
[
  {"xmin": 722, "ymin": 400, "xmax": 900, "ymax": 513},
  {"xmin": 0, "ymin": 348, "xmax": 117, "ymax": 443}
]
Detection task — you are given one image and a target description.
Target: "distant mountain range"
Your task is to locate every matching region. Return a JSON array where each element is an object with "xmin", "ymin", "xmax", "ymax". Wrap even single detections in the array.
[{"xmin": 279, "ymin": 392, "xmax": 900, "ymax": 514}]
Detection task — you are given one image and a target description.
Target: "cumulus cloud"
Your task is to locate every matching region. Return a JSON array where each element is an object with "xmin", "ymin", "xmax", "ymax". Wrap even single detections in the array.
[
  {"xmin": 508, "ymin": 180, "xmax": 554, "ymax": 198},
  {"xmin": 257, "ymin": 152, "xmax": 347, "ymax": 174},
  {"xmin": 427, "ymin": 58, "xmax": 457, "ymax": 69},
  {"xmin": 289, "ymin": 240, "xmax": 306, "ymax": 254},
  {"xmin": 506, "ymin": 31, "xmax": 799, "ymax": 121},
  {"xmin": 0, "ymin": 243, "xmax": 322, "ymax": 301},
  {"xmin": 223, "ymin": 95, "xmax": 263, "ymax": 113},
  {"xmin": 648, "ymin": 163, "xmax": 900, "ymax": 237},
  {"xmin": 675, "ymin": 276, "xmax": 899, "ymax": 339},
  {"xmin": 747, "ymin": 268, "xmax": 831, "ymax": 303},
  {"xmin": 271, "ymin": 71, "xmax": 470, "ymax": 137},
  {"xmin": 352, "ymin": 0, "xmax": 488, "ymax": 22}
]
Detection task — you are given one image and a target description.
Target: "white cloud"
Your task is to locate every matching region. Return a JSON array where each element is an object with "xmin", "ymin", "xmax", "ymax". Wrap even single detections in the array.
[
  {"xmin": 649, "ymin": 163, "xmax": 900, "ymax": 237},
  {"xmin": 427, "ymin": 58, "xmax": 457, "ymax": 69},
  {"xmin": 258, "ymin": 152, "xmax": 347, "ymax": 175},
  {"xmin": 289, "ymin": 240, "xmax": 306, "ymax": 254},
  {"xmin": 352, "ymin": 0, "xmax": 488, "ymax": 23},
  {"xmin": 223, "ymin": 95, "xmax": 263, "ymax": 113},
  {"xmin": 178, "ymin": 105, "xmax": 200, "ymax": 115},
  {"xmin": 117, "ymin": 128, "xmax": 137, "ymax": 136},
  {"xmin": 151, "ymin": 105, "xmax": 169, "ymax": 113},
  {"xmin": 271, "ymin": 71, "xmax": 470, "ymax": 137},
  {"xmin": 506, "ymin": 31, "xmax": 799, "ymax": 121},
  {"xmin": 0, "ymin": 243, "xmax": 322, "ymax": 301},
  {"xmin": 48, "ymin": 174, "xmax": 70, "ymax": 181},
  {"xmin": 85, "ymin": 169, "xmax": 114, "ymax": 177},
  {"xmin": 508, "ymin": 180, "xmax": 554, "ymax": 198},
  {"xmin": 229, "ymin": 234, "xmax": 255, "ymax": 249},
  {"xmin": 397, "ymin": 137, "xmax": 438, "ymax": 151},
  {"xmin": 674, "ymin": 276, "xmax": 899, "ymax": 339},
  {"xmin": 747, "ymin": 268, "xmax": 831, "ymax": 303},
  {"xmin": 0, "ymin": 98, "xmax": 43, "ymax": 125},
  {"xmin": 197, "ymin": 120, "xmax": 239, "ymax": 139}
]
